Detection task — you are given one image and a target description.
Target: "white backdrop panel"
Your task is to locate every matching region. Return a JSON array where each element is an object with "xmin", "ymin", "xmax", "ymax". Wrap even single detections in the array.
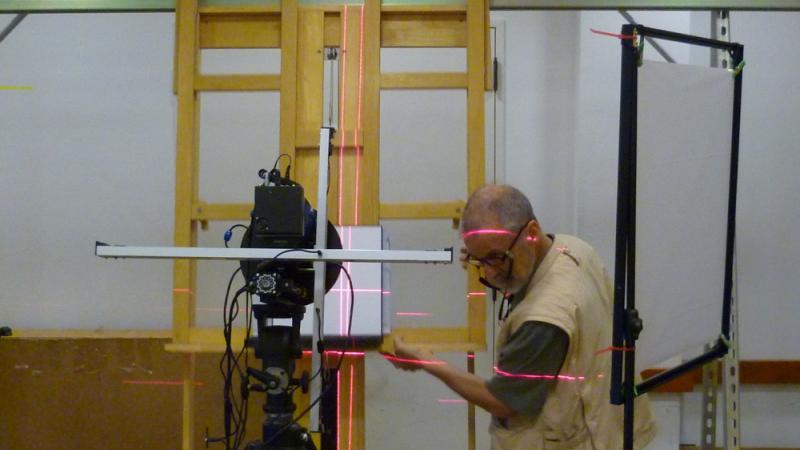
[{"xmin": 635, "ymin": 60, "xmax": 734, "ymax": 369}]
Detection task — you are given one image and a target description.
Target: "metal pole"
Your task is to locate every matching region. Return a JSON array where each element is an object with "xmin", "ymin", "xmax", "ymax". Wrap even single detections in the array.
[
  {"xmin": 310, "ymin": 127, "xmax": 333, "ymax": 432},
  {"xmin": 0, "ymin": 13, "xmax": 27, "ymax": 44},
  {"xmin": 700, "ymin": 344, "xmax": 719, "ymax": 450}
]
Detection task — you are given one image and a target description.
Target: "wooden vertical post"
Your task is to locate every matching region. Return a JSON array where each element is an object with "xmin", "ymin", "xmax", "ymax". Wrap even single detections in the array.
[
  {"xmin": 280, "ymin": 0, "xmax": 298, "ymax": 169},
  {"xmin": 360, "ymin": 0, "xmax": 382, "ymax": 225},
  {"xmin": 174, "ymin": 1, "xmax": 199, "ymax": 448},
  {"xmin": 466, "ymin": 0, "xmax": 487, "ymax": 347}
]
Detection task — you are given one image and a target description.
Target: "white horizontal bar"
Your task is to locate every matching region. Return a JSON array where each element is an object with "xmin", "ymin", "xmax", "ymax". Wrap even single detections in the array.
[{"xmin": 95, "ymin": 243, "xmax": 452, "ymax": 264}]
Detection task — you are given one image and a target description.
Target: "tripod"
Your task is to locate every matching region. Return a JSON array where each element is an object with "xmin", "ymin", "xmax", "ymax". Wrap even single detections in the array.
[{"xmin": 243, "ymin": 300, "xmax": 317, "ymax": 450}]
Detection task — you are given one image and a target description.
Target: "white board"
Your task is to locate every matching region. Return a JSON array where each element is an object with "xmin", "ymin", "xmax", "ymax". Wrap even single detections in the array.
[{"xmin": 634, "ymin": 60, "xmax": 734, "ymax": 369}]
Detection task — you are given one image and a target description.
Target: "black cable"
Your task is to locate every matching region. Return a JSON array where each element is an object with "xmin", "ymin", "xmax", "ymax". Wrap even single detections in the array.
[
  {"xmin": 264, "ymin": 262, "xmax": 357, "ymax": 446},
  {"xmin": 208, "ymin": 267, "xmax": 245, "ymax": 448},
  {"xmin": 214, "ymin": 249, "xmax": 354, "ymax": 449},
  {"xmin": 272, "ymin": 153, "xmax": 292, "ymax": 171},
  {"xmin": 224, "ymin": 224, "xmax": 249, "ymax": 248}
]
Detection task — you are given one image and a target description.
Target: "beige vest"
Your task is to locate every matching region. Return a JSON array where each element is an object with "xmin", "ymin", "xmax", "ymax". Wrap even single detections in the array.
[{"xmin": 490, "ymin": 235, "xmax": 657, "ymax": 450}]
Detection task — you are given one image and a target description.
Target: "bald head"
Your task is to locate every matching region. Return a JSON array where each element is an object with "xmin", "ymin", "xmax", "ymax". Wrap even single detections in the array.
[{"xmin": 461, "ymin": 184, "xmax": 537, "ymax": 233}]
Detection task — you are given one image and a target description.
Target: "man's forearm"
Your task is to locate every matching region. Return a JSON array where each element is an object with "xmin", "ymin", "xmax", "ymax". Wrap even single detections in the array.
[{"xmin": 424, "ymin": 361, "xmax": 515, "ymax": 418}]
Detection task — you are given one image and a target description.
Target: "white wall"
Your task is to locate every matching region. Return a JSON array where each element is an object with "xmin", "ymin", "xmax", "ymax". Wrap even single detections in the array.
[{"xmin": 0, "ymin": 13, "xmax": 177, "ymax": 329}]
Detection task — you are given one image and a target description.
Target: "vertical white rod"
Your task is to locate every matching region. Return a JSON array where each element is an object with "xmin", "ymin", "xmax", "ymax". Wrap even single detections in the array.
[{"xmin": 310, "ymin": 127, "xmax": 333, "ymax": 431}]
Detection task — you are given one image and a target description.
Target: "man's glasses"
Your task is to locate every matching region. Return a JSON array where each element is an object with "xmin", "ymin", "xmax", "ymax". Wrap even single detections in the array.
[{"xmin": 464, "ymin": 222, "xmax": 529, "ymax": 269}]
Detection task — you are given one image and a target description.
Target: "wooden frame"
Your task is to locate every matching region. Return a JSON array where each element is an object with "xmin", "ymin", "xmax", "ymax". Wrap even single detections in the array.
[{"xmin": 168, "ymin": 0, "xmax": 490, "ymax": 448}]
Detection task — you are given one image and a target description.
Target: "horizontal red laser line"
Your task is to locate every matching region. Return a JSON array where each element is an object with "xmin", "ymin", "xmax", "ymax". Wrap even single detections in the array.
[
  {"xmin": 461, "ymin": 229, "xmax": 514, "ymax": 238},
  {"xmin": 122, "ymin": 380, "xmax": 204, "ymax": 386},
  {"xmin": 493, "ymin": 367, "xmax": 586, "ymax": 381},
  {"xmin": 594, "ymin": 346, "xmax": 635, "ymax": 356},
  {"xmin": 382, "ymin": 354, "xmax": 445, "ymax": 366},
  {"xmin": 302, "ymin": 351, "xmax": 365, "ymax": 357},
  {"xmin": 467, "ymin": 292, "xmax": 486, "ymax": 297},
  {"xmin": 330, "ymin": 288, "xmax": 383, "ymax": 293},
  {"xmin": 172, "ymin": 288, "xmax": 194, "ymax": 294},
  {"xmin": 395, "ymin": 312, "xmax": 432, "ymax": 317},
  {"xmin": 590, "ymin": 28, "xmax": 637, "ymax": 40}
]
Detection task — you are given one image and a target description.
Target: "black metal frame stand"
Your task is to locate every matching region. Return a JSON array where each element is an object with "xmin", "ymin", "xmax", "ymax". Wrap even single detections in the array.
[{"xmin": 611, "ymin": 24, "xmax": 744, "ymax": 450}]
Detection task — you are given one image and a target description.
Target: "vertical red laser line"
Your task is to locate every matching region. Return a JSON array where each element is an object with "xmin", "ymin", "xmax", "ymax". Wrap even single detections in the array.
[
  {"xmin": 348, "ymin": 363, "xmax": 355, "ymax": 450},
  {"xmin": 337, "ymin": 6, "xmax": 349, "ymax": 337},
  {"xmin": 344, "ymin": 4, "xmax": 366, "ymax": 343},
  {"xmin": 337, "ymin": 370, "xmax": 341, "ymax": 450},
  {"xmin": 337, "ymin": 5, "xmax": 349, "ymax": 226},
  {"xmin": 353, "ymin": 5, "xmax": 365, "ymax": 226}
]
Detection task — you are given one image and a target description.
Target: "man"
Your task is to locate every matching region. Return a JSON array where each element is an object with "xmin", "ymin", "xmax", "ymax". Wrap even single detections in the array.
[{"xmin": 387, "ymin": 184, "xmax": 656, "ymax": 449}]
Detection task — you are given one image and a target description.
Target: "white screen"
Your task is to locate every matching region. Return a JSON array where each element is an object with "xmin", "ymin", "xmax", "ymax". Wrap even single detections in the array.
[{"xmin": 634, "ymin": 60, "xmax": 734, "ymax": 369}]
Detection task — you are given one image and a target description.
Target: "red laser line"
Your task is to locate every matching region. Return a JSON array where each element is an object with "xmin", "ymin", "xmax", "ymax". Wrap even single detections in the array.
[
  {"xmin": 348, "ymin": 364, "xmax": 355, "ymax": 450},
  {"xmin": 594, "ymin": 346, "xmax": 635, "ymax": 356},
  {"xmin": 590, "ymin": 28, "xmax": 637, "ymax": 40},
  {"xmin": 395, "ymin": 312, "xmax": 432, "ymax": 317},
  {"xmin": 337, "ymin": 6, "xmax": 349, "ymax": 227},
  {"xmin": 493, "ymin": 366, "xmax": 586, "ymax": 381},
  {"xmin": 382, "ymin": 354, "xmax": 446, "ymax": 366},
  {"xmin": 302, "ymin": 351, "xmax": 366, "ymax": 356},
  {"xmin": 352, "ymin": 5, "xmax": 365, "ymax": 226},
  {"xmin": 461, "ymin": 229, "xmax": 514, "ymax": 238}
]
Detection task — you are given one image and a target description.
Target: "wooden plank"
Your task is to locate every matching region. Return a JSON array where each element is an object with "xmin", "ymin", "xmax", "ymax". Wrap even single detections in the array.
[
  {"xmin": 485, "ymin": 0, "xmax": 492, "ymax": 90},
  {"xmin": 385, "ymin": 327, "xmax": 487, "ymax": 353},
  {"xmin": 361, "ymin": 0, "xmax": 382, "ymax": 225},
  {"xmin": 182, "ymin": 353, "xmax": 196, "ymax": 450},
  {"xmin": 195, "ymin": 74, "xmax": 280, "ymax": 91},
  {"xmin": 380, "ymin": 201, "xmax": 465, "ymax": 220},
  {"xmin": 174, "ymin": 2, "xmax": 200, "ymax": 449},
  {"xmin": 466, "ymin": 0, "xmax": 487, "ymax": 346},
  {"xmin": 467, "ymin": 352, "xmax": 477, "ymax": 450},
  {"xmin": 330, "ymin": 5, "xmax": 363, "ymax": 226},
  {"xmin": 280, "ymin": 0, "xmax": 299, "ymax": 176},
  {"xmin": 381, "ymin": 4, "xmax": 468, "ymax": 12},
  {"xmin": 323, "ymin": 11, "xmax": 340, "ymax": 47},
  {"xmin": 381, "ymin": 72, "xmax": 468, "ymax": 89},
  {"xmin": 382, "ymin": 11, "xmax": 468, "ymax": 47},
  {"xmin": 174, "ymin": 0, "xmax": 199, "ymax": 345},
  {"xmin": 338, "ymin": 356, "xmax": 366, "ymax": 450},
  {"xmin": 641, "ymin": 360, "xmax": 800, "ymax": 392},
  {"xmin": 295, "ymin": 9, "xmax": 325, "ymax": 211},
  {"xmin": 199, "ymin": 5, "xmax": 280, "ymax": 14},
  {"xmin": 324, "ymin": 10, "xmax": 467, "ymax": 47},
  {"xmin": 741, "ymin": 360, "xmax": 800, "ymax": 384},
  {"xmin": 11, "ymin": 329, "xmax": 173, "ymax": 339},
  {"xmin": 199, "ymin": 11, "xmax": 281, "ymax": 48}
]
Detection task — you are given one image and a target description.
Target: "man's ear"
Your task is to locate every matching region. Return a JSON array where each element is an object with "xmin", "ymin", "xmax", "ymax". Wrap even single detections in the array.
[{"xmin": 526, "ymin": 220, "xmax": 542, "ymax": 241}]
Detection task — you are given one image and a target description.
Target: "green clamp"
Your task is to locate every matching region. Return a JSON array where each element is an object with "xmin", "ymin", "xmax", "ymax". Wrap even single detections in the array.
[
  {"xmin": 732, "ymin": 60, "xmax": 746, "ymax": 77},
  {"xmin": 636, "ymin": 35, "xmax": 645, "ymax": 67}
]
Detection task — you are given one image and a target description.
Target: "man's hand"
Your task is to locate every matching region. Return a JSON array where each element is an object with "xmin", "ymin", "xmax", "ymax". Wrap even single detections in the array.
[{"xmin": 384, "ymin": 336, "xmax": 437, "ymax": 372}]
